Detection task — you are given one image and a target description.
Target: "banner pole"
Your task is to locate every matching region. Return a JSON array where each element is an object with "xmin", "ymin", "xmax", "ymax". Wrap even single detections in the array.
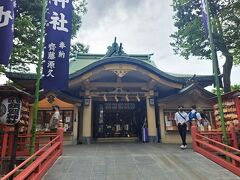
[
  {"xmin": 30, "ymin": 0, "xmax": 47, "ymax": 156},
  {"xmin": 204, "ymin": 0, "xmax": 228, "ymax": 144}
]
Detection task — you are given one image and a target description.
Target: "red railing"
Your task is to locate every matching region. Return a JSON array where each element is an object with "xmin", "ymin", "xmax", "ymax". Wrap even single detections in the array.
[
  {"xmin": 2, "ymin": 128, "xmax": 64, "ymax": 180},
  {"xmin": 0, "ymin": 127, "xmax": 58, "ymax": 167},
  {"xmin": 16, "ymin": 133, "xmax": 58, "ymax": 157},
  {"xmin": 198, "ymin": 127, "xmax": 238, "ymax": 149},
  {"xmin": 191, "ymin": 126, "xmax": 240, "ymax": 176}
]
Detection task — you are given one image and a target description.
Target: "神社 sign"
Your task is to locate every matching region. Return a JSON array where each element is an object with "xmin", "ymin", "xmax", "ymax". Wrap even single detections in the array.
[
  {"xmin": 42, "ymin": 0, "xmax": 73, "ymax": 90},
  {"xmin": 0, "ymin": 97, "xmax": 22, "ymax": 125}
]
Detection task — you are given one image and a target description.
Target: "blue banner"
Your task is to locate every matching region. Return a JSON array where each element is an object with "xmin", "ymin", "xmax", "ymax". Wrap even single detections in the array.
[
  {"xmin": 42, "ymin": 0, "xmax": 72, "ymax": 90},
  {"xmin": 201, "ymin": 0, "xmax": 209, "ymax": 35},
  {"xmin": 0, "ymin": 0, "xmax": 17, "ymax": 65},
  {"xmin": 201, "ymin": 0, "xmax": 223, "ymax": 88}
]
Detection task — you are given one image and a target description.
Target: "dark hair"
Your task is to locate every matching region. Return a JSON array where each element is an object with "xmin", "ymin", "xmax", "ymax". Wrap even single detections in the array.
[
  {"xmin": 191, "ymin": 105, "xmax": 196, "ymax": 109},
  {"xmin": 52, "ymin": 105, "xmax": 60, "ymax": 110},
  {"xmin": 178, "ymin": 105, "xmax": 184, "ymax": 108}
]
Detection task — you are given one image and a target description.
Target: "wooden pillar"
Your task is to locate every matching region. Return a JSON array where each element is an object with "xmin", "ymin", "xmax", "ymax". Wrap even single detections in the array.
[
  {"xmin": 82, "ymin": 97, "xmax": 92, "ymax": 144},
  {"xmin": 77, "ymin": 107, "xmax": 84, "ymax": 144},
  {"xmin": 230, "ymin": 126, "xmax": 238, "ymax": 149},
  {"xmin": 159, "ymin": 104, "xmax": 166, "ymax": 142},
  {"xmin": 72, "ymin": 105, "xmax": 79, "ymax": 145},
  {"xmin": 191, "ymin": 125, "xmax": 198, "ymax": 151},
  {"xmin": 27, "ymin": 106, "xmax": 34, "ymax": 134},
  {"xmin": 146, "ymin": 96, "xmax": 157, "ymax": 143},
  {"xmin": 234, "ymin": 96, "xmax": 240, "ymax": 129},
  {"xmin": 1, "ymin": 126, "xmax": 10, "ymax": 164}
]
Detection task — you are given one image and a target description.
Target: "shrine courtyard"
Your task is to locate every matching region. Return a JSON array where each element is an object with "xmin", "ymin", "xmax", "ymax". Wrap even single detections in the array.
[{"xmin": 43, "ymin": 143, "xmax": 240, "ymax": 180}]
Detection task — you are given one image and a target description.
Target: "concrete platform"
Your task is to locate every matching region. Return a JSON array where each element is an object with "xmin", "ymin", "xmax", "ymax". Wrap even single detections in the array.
[{"xmin": 42, "ymin": 143, "xmax": 240, "ymax": 180}]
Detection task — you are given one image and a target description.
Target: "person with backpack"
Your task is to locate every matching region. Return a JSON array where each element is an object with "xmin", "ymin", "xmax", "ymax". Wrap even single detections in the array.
[
  {"xmin": 174, "ymin": 105, "xmax": 189, "ymax": 149},
  {"xmin": 188, "ymin": 105, "xmax": 202, "ymax": 128}
]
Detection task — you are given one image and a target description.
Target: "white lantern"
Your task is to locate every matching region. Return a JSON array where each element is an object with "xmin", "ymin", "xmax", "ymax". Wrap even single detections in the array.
[{"xmin": 0, "ymin": 97, "xmax": 22, "ymax": 125}]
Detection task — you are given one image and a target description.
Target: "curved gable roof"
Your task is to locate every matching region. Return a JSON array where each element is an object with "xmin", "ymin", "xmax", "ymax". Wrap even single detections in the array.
[
  {"xmin": 70, "ymin": 56, "xmax": 183, "ymax": 84},
  {"xmin": 69, "ymin": 56, "xmax": 213, "ymax": 86},
  {"xmin": 6, "ymin": 55, "xmax": 214, "ymax": 90}
]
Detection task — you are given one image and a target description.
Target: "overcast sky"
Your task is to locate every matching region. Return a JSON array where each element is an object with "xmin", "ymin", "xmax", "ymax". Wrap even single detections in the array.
[
  {"xmin": 0, "ymin": 0, "xmax": 239, "ymax": 86},
  {"xmin": 75, "ymin": 0, "xmax": 240, "ymax": 86}
]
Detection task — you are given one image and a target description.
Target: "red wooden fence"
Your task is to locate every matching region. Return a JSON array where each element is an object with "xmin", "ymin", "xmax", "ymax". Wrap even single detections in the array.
[
  {"xmin": 0, "ymin": 126, "xmax": 15, "ymax": 167},
  {"xmin": 2, "ymin": 128, "xmax": 64, "ymax": 180},
  {"xmin": 198, "ymin": 126, "xmax": 238, "ymax": 149},
  {"xmin": 191, "ymin": 125, "xmax": 240, "ymax": 176},
  {"xmin": 0, "ymin": 126, "xmax": 58, "ymax": 168},
  {"xmin": 16, "ymin": 133, "xmax": 58, "ymax": 157}
]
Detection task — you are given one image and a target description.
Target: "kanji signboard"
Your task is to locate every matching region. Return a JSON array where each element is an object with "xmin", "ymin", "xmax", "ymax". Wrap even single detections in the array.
[{"xmin": 42, "ymin": 0, "xmax": 72, "ymax": 90}]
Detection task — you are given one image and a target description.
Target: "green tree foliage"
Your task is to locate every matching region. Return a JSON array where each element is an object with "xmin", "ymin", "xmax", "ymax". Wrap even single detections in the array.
[
  {"xmin": 171, "ymin": 0, "xmax": 240, "ymax": 92},
  {"xmin": 231, "ymin": 84, "xmax": 240, "ymax": 91},
  {"xmin": 212, "ymin": 84, "xmax": 240, "ymax": 95},
  {"xmin": 0, "ymin": 0, "xmax": 88, "ymax": 73},
  {"xmin": 211, "ymin": 88, "xmax": 224, "ymax": 95}
]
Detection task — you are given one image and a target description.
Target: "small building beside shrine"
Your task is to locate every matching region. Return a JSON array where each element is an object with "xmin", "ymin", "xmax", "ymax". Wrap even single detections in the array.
[{"xmin": 6, "ymin": 39, "xmax": 215, "ymax": 144}]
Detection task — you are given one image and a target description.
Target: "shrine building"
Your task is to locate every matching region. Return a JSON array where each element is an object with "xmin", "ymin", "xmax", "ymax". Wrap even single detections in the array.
[{"xmin": 6, "ymin": 39, "xmax": 215, "ymax": 144}]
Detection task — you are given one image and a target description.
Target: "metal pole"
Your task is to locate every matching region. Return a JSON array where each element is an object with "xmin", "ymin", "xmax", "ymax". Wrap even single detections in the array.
[
  {"xmin": 204, "ymin": 0, "xmax": 228, "ymax": 145},
  {"xmin": 29, "ymin": 0, "xmax": 47, "ymax": 155}
]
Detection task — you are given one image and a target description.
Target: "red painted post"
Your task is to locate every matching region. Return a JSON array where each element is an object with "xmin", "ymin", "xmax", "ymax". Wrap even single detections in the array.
[
  {"xmin": 234, "ymin": 96, "xmax": 240, "ymax": 129},
  {"xmin": 35, "ymin": 136, "xmax": 40, "ymax": 153},
  {"xmin": 7, "ymin": 130, "xmax": 14, "ymax": 156},
  {"xmin": 230, "ymin": 126, "xmax": 238, "ymax": 149},
  {"xmin": 1, "ymin": 127, "xmax": 9, "ymax": 166},
  {"xmin": 57, "ymin": 128, "xmax": 64, "ymax": 155},
  {"xmin": 191, "ymin": 125, "xmax": 198, "ymax": 151},
  {"xmin": 230, "ymin": 126, "xmax": 238, "ymax": 166}
]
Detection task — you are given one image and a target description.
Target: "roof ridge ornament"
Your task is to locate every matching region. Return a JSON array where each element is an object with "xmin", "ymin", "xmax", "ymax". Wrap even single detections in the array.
[
  {"xmin": 184, "ymin": 74, "xmax": 197, "ymax": 87},
  {"xmin": 105, "ymin": 37, "xmax": 128, "ymax": 57}
]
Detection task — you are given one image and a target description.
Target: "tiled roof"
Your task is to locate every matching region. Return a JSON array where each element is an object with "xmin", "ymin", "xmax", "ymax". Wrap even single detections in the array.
[
  {"xmin": 69, "ymin": 53, "xmax": 154, "ymax": 74},
  {"xmin": 6, "ymin": 54, "xmax": 214, "ymax": 87},
  {"xmin": 69, "ymin": 55, "xmax": 213, "ymax": 85}
]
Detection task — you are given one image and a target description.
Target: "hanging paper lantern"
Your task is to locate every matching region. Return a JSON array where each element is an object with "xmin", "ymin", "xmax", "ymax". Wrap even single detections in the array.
[{"xmin": 0, "ymin": 97, "xmax": 22, "ymax": 125}]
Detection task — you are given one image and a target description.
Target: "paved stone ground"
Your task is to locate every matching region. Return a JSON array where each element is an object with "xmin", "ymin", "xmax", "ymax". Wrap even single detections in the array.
[{"xmin": 43, "ymin": 143, "xmax": 240, "ymax": 180}]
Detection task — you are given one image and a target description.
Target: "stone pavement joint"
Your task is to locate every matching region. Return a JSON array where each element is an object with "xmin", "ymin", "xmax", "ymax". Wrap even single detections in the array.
[{"xmin": 42, "ymin": 143, "xmax": 240, "ymax": 180}]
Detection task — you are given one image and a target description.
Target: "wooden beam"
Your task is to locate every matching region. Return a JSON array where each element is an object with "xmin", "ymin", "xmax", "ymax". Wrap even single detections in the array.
[{"xmin": 89, "ymin": 82, "xmax": 148, "ymax": 88}]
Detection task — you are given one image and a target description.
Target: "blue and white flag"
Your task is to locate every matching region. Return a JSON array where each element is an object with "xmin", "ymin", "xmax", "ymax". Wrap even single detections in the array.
[
  {"xmin": 42, "ymin": 0, "xmax": 73, "ymax": 90},
  {"xmin": 0, "ymin": 0, "xmax": 17, "ymax": 65},
  {"xmin": 201, "ymin": 0, "xmax": 223, "ymax": 88},
  {"xmin": 201, "ymin": 0, "xmax": 209, "ymax": 35}
]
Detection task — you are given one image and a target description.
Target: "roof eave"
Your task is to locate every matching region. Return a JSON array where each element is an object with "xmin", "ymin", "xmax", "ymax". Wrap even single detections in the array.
[{"xmin": 158, "ymin": 83, "xmax": 215, "ymax": 102}]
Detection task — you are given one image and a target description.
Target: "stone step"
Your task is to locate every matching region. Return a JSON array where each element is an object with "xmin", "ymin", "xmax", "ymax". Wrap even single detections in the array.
[{"xmin": 94, "ymin": 137, "xmax": 139, "ymax": 143}]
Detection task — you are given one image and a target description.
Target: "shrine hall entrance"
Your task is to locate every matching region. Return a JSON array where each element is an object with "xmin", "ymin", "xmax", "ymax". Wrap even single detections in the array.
[{"xmin": 93, "ymin": 101, "xmax": 146, "ymax": 140}]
